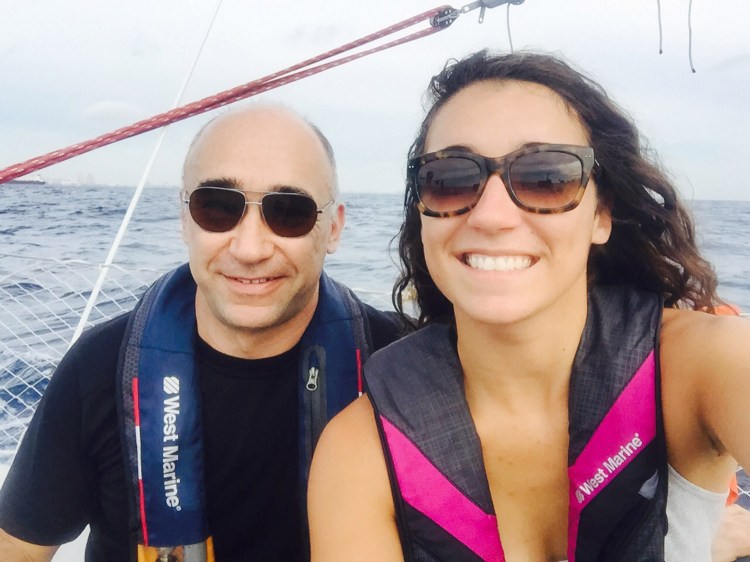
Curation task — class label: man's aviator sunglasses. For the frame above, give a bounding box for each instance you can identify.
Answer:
[409,143,598,216]
[183,186,334,237]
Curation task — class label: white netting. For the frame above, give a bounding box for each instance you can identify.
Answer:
[737,468,750,510]
[0,255,163,463]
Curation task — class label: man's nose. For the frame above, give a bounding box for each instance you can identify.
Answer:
[228,202,275,262]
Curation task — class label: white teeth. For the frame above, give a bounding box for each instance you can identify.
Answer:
[465,254,532,271]
[236,277,269,284]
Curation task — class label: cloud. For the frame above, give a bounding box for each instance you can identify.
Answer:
[286,24,347,47]
[707,54,750,75]
[80,101,145,124]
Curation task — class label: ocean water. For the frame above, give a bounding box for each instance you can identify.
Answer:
[0,184,405,305]
[2,185,748,307]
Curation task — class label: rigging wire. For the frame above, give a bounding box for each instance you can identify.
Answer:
[506,3,514,53]
[656,0,663,54]
[70,0,225,345]
[656,0,698,73]
[688,0,696,73]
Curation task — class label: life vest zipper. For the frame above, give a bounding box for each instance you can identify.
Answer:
[306,367,319,391]
[301,346,327,470]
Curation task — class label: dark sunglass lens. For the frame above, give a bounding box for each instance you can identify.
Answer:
[416,157,482,213]
[509,152,583,210]
[262,193,318,237]
[189,188,246,232]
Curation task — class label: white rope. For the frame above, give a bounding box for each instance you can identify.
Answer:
[656,0,663,54]
[69,0,224,346]
[506,3,514,53]
[688,0,696,73]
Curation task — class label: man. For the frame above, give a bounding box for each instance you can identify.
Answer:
[0,105,406,561]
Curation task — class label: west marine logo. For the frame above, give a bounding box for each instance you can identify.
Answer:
[162,376,181,510]
[575,433,644,504]
[163,376,179,394]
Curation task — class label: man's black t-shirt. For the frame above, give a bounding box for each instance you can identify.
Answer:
[0,304,405,561]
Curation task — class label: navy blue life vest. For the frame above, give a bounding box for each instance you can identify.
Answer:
[115,264,376,561]
[366,285,667,562]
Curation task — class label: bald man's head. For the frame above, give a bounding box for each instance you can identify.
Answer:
[182,104,338,199]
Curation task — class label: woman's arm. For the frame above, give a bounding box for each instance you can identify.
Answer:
[308,395,404,562]
[691,314,750,470]
[663,311,750,478]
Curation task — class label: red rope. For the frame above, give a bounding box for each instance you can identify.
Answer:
[0,6,452,184]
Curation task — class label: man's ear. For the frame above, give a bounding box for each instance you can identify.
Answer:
[326,203,346,254]
[180,191,190,244]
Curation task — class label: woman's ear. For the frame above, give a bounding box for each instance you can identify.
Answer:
[591,202,612,245]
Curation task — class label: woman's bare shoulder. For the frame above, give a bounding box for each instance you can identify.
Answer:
[661,308,750,365]
[309,395,403,561]
[316,395,380,452]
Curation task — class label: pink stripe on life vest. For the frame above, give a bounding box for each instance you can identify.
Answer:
[381,416,504,562]
[567,351,657,561]
[132,377,150,546]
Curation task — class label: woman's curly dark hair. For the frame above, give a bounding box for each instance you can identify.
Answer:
[393,50,721,326]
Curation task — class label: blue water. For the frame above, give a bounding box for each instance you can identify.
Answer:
[1,184,748,308]
[0,184,406,304]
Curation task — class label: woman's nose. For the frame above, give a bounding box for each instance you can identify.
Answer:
[465,173,524,231]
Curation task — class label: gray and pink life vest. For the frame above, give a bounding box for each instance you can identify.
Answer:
[366,285,667,562]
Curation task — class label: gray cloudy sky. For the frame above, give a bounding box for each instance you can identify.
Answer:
[1,0,749,200]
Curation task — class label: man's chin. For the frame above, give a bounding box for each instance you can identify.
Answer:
[221,308,284,333]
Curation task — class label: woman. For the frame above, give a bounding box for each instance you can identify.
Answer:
[308,50,750,561]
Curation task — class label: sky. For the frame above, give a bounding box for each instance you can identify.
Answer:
[1,0,749,200]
